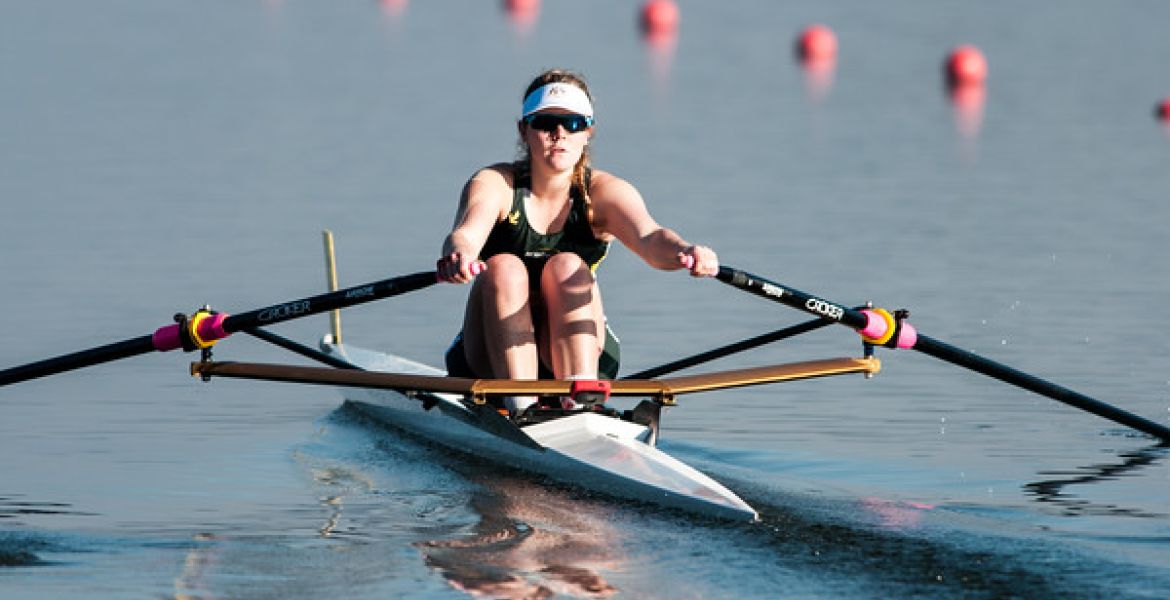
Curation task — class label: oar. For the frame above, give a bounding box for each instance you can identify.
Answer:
[623,316,838,380]
[244,328,356,370]
[715,266,1170,443]
[0,271,439,387]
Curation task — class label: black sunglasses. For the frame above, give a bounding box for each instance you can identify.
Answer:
[523,113,594,133]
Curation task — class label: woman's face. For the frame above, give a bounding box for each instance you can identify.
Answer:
[521,108,593,175]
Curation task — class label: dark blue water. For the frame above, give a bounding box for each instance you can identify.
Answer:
[2,1,1168,597]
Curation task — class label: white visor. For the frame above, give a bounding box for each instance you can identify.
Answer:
[521,82,594,119]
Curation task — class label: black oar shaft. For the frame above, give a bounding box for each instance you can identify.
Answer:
[243,328,356,370]
[220,271,436,334]
[913,335,1170,441]
[0,335,156,386]
[715,267,867,328]
[624,318,833,380]
[716,266,1170,443]
[0,271,438,387]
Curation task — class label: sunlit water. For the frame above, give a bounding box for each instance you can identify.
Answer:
[2,1,1168,598]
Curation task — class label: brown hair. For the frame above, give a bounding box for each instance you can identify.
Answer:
[519,69,596,225]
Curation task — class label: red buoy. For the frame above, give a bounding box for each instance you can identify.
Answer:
[1156,97,1170,121]
[504,0,540,34]
[505,0,538,12]
[640,0,679,35]
[796,24,837,61]
[380,0,407,18]
[945,45,987,87]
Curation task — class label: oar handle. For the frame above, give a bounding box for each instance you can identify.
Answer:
[716,267,918,349]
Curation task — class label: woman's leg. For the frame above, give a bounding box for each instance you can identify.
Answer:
[461,253,540,380]
[539,252,606,379]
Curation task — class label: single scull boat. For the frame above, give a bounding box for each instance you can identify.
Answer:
[5,232,1168,522]
[323,336,761,521]
[187,334,881,521]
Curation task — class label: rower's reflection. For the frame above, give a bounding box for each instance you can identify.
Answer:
[1023,443,1167,517]
[416,472,622,598]
[173,533,219,600]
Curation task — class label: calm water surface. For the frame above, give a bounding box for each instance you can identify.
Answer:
[2,1,1168,598]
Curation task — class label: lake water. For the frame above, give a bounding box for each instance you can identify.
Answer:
[2,1,1168,598]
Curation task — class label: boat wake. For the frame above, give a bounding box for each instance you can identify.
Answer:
[298,403,1170,599]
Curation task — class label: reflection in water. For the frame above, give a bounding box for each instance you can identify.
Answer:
[0,495,97,567]
[173,533,219,600]
[859,497,935,531]
[948,82,986,142]
[416,473,622,599]
[503,0,541,38]
[799,57,836,105]
[947,81,985,165]
[0,495,96,521]
[379,0,408,22]
[318,495,343,537]
[642,29,678,97]
[305,458,377,538]
[1023,444,1167,518]
[0,531,44,567]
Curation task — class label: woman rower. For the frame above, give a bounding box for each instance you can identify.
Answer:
[436,69,718,415]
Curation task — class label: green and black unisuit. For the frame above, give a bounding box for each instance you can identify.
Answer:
[445,165,620,380]
[478,167,609,277]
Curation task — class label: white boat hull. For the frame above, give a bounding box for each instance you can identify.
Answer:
[321,339,759,521]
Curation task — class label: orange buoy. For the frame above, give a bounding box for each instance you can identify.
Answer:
[945,45,987,87]
[640,0,679,35]
[796,24,837,62]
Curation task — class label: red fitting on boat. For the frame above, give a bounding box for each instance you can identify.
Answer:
[570,379,611,405]
[859,308,917,349]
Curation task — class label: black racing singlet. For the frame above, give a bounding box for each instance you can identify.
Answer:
[445,163,620,380]
[478,164,609,278]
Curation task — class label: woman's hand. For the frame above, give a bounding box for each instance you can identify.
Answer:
[436,252,486,283]
[678,245,719,277]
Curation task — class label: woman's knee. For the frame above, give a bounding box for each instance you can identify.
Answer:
[542,253,592,289]
[541,254,600,316]
[481,254,529,293]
